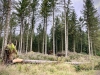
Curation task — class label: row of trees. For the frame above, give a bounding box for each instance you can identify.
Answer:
[0,0,100,57]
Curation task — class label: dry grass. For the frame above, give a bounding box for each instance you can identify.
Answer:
[0,52,100,75]
[0,63,95,75]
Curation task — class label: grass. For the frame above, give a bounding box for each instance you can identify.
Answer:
[0,52,100,75]
[0,63,95,75]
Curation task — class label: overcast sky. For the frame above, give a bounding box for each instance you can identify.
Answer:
[45,0,100,34]
[71,0,100,17]
[15,0,100,34]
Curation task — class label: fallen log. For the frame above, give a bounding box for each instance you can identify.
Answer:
[65,62,90,65]
[23,60,57,64]
[12,58,90,64]
[12,58,57,64]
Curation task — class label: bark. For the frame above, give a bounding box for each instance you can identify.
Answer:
[61,30,63,53]
[1,0,11,58]
[23,40,25,52]
[20,17,23,53]
[38,36,40,52]
[23,60,57,64]
[42,19,45,54]
[91,39,93,55]
[64,0,69,57]
[73,38,75,53]
[42,34,44,54]
[9,24,12,42]
[1,4,5,57]
[30,29,34,51]
[26,24,29,53]
[13,59,57,64]
[30,11,34,52]
[88,28,91,56]
[81,33,82,53]
[53,6,55,55]
[45,17,47,54]
[56,38,57,54]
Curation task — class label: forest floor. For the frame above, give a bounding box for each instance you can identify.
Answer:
[0,52,100,75]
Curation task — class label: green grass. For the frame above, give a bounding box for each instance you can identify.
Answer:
[0,52,100,75]
[0,63,95,75]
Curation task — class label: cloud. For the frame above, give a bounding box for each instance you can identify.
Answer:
[95,1,100,9]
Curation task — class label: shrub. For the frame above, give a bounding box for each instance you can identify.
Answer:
[95,62,100,70]
[74,64,92,71]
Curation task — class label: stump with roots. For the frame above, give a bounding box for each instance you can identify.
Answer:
[2,49,12,64]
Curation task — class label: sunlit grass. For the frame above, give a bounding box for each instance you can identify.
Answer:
[0,52,100,75]
[0,63,96,75]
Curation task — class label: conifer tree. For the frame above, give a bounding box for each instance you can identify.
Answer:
[83,0,100,56]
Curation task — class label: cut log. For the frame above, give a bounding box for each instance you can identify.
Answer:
[13,58,23,63]
[65,62,90,65]
[23,60,57,64]
[12,58,57,64]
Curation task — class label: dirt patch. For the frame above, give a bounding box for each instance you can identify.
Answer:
[95,70,100,75]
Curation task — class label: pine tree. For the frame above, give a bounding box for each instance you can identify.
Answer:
[40,0,52,54]
[30,0,38,52]
[69,10,77,52]
[15,0,29,53]
[64,0,72,57]
[83,0,100,57]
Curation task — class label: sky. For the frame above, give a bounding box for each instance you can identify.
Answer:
[71,0,100,17]
[15,0,100,34]
[45,0,100,34]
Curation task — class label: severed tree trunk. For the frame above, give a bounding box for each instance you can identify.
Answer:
[1,0,11,58]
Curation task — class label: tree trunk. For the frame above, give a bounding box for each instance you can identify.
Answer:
[20,17,23,53]
[30,11,34,52]
[9,24,12,42]
[61,30,63,53]
[45,17,47,54]
[42,18,45,54]
[64,0,68,57]
[30,27,34,52]
[53,6,55,55]
[73,38,76,53]
[38,36,40,52]
[81,33,82,53]
[90,39,93,55]
[42,34,44,54]
[56,38,57,54]
[26,24,29,53]
[1,0,11,58]
[88,27,91,58]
